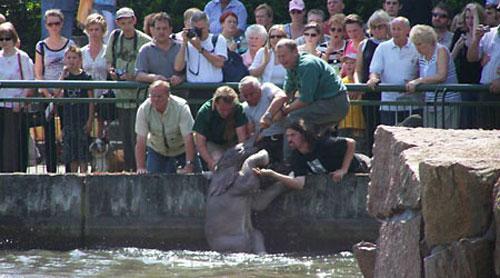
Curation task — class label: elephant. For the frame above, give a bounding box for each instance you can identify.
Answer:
[204,142,286,254]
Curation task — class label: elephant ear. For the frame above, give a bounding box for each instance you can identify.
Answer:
[208,166,239,197]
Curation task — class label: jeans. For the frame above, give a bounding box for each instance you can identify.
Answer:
[146,147,185,174]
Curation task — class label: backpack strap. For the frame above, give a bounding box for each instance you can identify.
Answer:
[39,41,46,75]
[17,52,24,80]
[110,29,121,68]
[211,34,218,53]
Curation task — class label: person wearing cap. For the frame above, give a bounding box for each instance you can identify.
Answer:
[485,0,500,27]
[275,39,349,139]
[467,2,500,129]
[284,0,306,40]
[105,7,151,172]
[203,0,247,36]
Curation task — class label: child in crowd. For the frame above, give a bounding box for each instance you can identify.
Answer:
[56,45,94,173]
[338,53,365,138]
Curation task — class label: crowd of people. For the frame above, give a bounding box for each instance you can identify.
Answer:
[0,0,499,184]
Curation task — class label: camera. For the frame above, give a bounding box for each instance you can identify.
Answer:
[186,28,203,39]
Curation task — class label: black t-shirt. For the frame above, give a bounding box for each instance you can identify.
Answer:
[62,71,92,127]
[290,136,361,176]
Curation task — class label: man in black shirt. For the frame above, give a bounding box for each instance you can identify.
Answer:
[253,119,369,190]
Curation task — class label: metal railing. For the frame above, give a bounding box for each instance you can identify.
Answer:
[0,81,498,174]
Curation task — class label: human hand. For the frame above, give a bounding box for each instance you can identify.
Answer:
[367,77,380,90]
[252,167,274,177]
[405,79,420,93]
[170,75,184,86]
[189,36,202,51]
[84,119,92,134]
[330,169,347,182]
[177,163,194,174]
[137,167,148,174]
[207,159,217,171]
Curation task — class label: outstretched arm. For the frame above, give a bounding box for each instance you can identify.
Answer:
[252,168,305,190]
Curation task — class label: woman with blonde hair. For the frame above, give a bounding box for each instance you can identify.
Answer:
[249,24,287,85]
[406,24,460,129]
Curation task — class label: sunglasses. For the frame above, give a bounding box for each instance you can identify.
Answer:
[290,10,303,14]
[0,37,12,42]
[270,35,285,39]
[385,1,399,5]
[304,32,318,37]
[46,21,62,27]
[330,27,343,33]
[432,13,448,19]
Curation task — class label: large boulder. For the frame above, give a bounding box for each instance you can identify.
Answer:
[374,211,422,278]
[353,241,377,278]
[424,237,493,278]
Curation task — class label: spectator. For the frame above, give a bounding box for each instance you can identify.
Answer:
[276,39,349,135]
[249,24,287,85]
[135,80,197,174]
[467,9,500,129]
[239,76,287,163]
[383,0,402,18]
[407,25,460,129]
[174,11,227,83]
[241,24,267,68]
[367,17,419,126]
[135,12,183,85]
[337,53,365,140]
[355,9,391,155]
[491,76,500,93]
[319,14,347,73]
[82,14,108,98]
[297,22,323,57]
[296,9,331,46]
[484,0,500,27]
[142,12,156,37]
[254,3,273,31]
[174,8,202,43]
[253,119,369,190]
[204,0,247,35]
[92,0,117,41]
[56,46,94,173]
[284,0,306,40]
[450,3,485,128]
[41,0,76,38]
[431,2,454,50]
[220,11,246,54]
[323,0,345,34]
[193,86,248,171]
[0,22,34,172]
[0,13,5,23]
[344,14,367,58]
[35,9,76,173]
[105,7,151,172]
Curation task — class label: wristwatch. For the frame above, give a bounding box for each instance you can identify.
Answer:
[199,47,206,54]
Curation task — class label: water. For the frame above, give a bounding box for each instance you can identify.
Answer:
[0,248,362,277]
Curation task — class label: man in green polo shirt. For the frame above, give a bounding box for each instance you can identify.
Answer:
[193,86,248,171]
[135,80,197,174]
[275,38,349,133]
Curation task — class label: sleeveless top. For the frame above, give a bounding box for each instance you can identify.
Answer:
[35,39,75,80]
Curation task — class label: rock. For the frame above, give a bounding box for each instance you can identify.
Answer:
[374,211,422,278]
[353,241,377,278]
[424,237,494,278]
[493,177,500,276]
[420,155,500,248]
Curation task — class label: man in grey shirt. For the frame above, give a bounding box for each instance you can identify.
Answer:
[239,76,288,163]
[136,12,184,85]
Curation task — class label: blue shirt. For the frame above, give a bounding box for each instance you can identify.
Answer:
[204,0,248,35]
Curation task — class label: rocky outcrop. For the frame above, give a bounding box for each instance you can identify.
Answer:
[359,126,500,278]
[353,241,376,278]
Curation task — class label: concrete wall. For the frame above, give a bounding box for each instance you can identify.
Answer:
[0,173,378,252]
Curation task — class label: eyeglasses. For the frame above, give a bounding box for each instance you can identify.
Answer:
[46,21,62,27]
[291,10,303,14]
[304,32,318,37]
[330,27,343,33]
[269,35,285,39]
[0,37,12,42]
[432,13,448,19]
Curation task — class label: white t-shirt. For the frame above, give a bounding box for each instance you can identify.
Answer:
[82,44,108,98]
[0,49,34,108]
[369,39,419,111]
[479,26,500,84]
[243,82,285,137]
[185,34,227,83]
[249,48,287,85]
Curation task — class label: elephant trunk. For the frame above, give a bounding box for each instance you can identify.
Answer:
[240,149,269,176]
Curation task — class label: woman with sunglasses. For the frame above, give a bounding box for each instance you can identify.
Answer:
[249,24,287,85]
[319,14,347,73]
[0,22,34,172]
[298,22,322,57]
[284,0,306,39]
[34,9,76,173]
